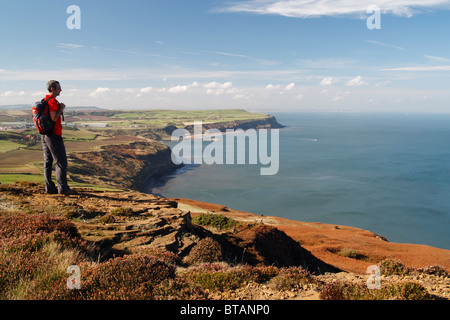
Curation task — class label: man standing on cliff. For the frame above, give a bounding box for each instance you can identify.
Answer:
[41,80,75,195]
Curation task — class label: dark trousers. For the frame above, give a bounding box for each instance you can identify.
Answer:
[42,134,69,193]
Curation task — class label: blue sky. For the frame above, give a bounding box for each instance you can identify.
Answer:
[1,0,450,113]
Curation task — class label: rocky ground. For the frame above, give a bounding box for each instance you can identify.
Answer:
[207,271,450,300]
[1,183,449,300]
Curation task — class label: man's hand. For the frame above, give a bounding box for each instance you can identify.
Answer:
[50,103,66,122]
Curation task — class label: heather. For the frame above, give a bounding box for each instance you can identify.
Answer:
[319,279,432,300]
[0,183,448,300]
[0,213,87,299]
[0,209,446,300]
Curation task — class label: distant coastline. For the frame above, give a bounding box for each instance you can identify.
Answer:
[64,112,285,192]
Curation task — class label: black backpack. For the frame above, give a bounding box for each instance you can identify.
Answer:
[31,97,55,135]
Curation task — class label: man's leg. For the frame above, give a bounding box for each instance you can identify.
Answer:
[43,134,70,193]
[41,136,57,194]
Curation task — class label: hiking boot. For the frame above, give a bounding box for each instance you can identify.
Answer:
[46,186,58,194]
[58,188,78,195]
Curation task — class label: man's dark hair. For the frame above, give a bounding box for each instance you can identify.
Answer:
[46,80,60,92]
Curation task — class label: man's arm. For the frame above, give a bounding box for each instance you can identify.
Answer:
[50,103,65,122]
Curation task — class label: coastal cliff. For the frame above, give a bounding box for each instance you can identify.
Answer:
[67,114,284,191]
[183,115,284,133]
[68,141,181,191]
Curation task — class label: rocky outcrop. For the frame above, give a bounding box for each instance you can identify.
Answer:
[68,141,181,191]
[228,224,340,273]
[184,115,284,133]
[0,183,337,274]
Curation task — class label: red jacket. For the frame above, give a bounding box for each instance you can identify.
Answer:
[45,94,62,136]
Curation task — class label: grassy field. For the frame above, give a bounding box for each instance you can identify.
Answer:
[0,108,272,184]
[0,140,26,153]
[108,109,269,127]
[0,173,121,191]
[0,173,44,184]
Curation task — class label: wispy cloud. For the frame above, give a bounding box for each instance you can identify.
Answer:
[205,50,251,59]
[57,43,84,49]
[104,47,166,58]
[425,55,450,62]
[217,0,450,18]
[202,50,279,66]
[384,65,450,71]
[365,40,405,51]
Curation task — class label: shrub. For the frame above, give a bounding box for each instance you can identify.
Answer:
[79,254,176,300]
[110,207,133,216]
[379,259,412,276]
[0,213,81,242]
[152,277,209,300]
[269,267,315,291]
[249,265,280,283]
[182,263,244,292]
[319,280,347,300]
[192,213,237,230]
[134,246,181,266]
[337,248,366,260]
[319,279,432,300]
[417,265,449,278]
[184,237,224,265]
[181,263,280,292]
[0,233,85,299]
[100,213,116,224]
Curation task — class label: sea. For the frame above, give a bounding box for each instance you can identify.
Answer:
[151,112,450,250]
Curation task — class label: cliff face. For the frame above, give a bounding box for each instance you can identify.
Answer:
[183,115,284,133]
[67,116,282,191]
[68,141,181,191]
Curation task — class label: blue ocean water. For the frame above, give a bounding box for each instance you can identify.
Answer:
[151,112,450,250]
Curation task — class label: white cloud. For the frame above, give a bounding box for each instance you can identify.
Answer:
[232,94,249,100]
[285,82,295,90]
[206,88,224,95]
[320,77,336,85]
[1,90,25,97]
[219,0,450,18]
[140,87,153,93]
[89,87,110,97]
[1,91,15,97]
[168,85,188,93]
[204,81,233,95]
[204,81,233,89]
[346,76,368,86]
